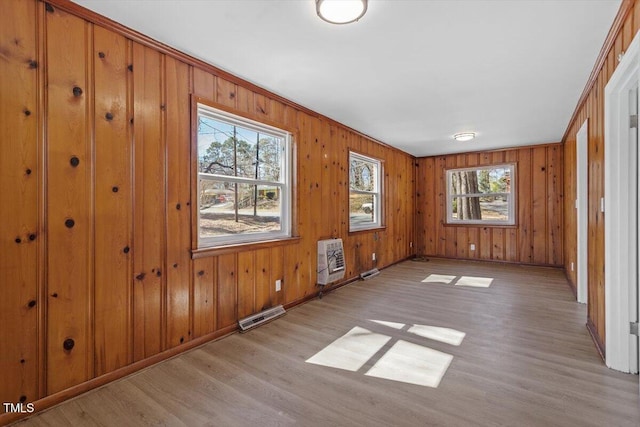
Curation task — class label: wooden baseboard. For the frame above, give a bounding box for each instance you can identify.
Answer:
[563,268,578,299]
[0,324,237,426]
[416,254,564,269]
[284,255,415,309]
[586,317,606,362]
[3,255,416,426]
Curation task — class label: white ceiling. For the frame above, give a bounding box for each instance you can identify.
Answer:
[73,0,621,157]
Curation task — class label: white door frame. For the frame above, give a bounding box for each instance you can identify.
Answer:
[576,120,588,305]
[604,30,640,374]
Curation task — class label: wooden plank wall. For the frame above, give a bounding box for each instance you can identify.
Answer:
[415,145,563,266]
[563,0,638,355]
[0,0,415,421]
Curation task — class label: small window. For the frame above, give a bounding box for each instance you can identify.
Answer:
[446,164,515,225]
[197,104,291,247]
[349,152,382,231]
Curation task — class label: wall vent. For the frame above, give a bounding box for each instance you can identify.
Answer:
[317,238,346,285]
[238,305,285,332]
[360,268,380,280]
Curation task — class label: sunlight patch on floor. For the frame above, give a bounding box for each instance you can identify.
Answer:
[407,325,466,346]
[305,326,390,371]
[307,320,464,388]
[369,319,405,330]
[421,274,456,284]
[455,276,493,288]
[421,274,494,288]
[365,340,453,388]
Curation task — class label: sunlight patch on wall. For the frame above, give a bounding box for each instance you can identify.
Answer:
[305,326,390,372]
[365,340,453,388]
[421,274,456,284]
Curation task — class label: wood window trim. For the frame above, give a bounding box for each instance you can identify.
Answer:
[191,236,301,259]
[442,223,518,229]
[348,225,387,236]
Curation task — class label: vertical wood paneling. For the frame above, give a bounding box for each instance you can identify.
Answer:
[0,0,417,415]
[165,56,192,349]
[531,146,548,264]
[518,148,533,263]
[192,67,214,100]
[0,0,39,405]
[547,145,563,265]
[255,248,272,312]
[236,85,253,115]
[45,8,92,394]
[93,25,132,376]
[416,145,562,266]
[270,247,285,307]
[444,157,457,258]
[562,1,635,350]
[237,252,255,319]
[216,77,236,109]
[132,43,164,361]
[217,253,237,329]
[192,257,215,337]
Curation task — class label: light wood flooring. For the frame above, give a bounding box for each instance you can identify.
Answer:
[16,258,640,426]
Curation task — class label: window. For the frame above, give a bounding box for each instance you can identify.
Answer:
[349,152,382,231]
[197,103,291,246]
[446,164,515,225]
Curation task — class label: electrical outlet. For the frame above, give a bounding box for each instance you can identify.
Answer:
[470,244,476,251]
[571,262,574,271]
[275,279,282,292]
[410,241,413,248]
[372,253,376,261]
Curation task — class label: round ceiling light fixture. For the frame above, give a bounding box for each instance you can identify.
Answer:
[316,0,368,24]
[453,132,476,142]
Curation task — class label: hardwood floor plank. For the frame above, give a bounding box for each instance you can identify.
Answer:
[16,259,640,427]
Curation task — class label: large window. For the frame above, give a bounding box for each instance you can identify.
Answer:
[197,104,291,246]
[349,152,382,231]
[446,164,515,225]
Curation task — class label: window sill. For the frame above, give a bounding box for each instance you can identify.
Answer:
[348,225,386,236]
[443,222,517,229]
[192,236,301,259]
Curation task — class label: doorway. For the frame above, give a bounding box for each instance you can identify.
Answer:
[604,31,640,374]
[576,120,588,305]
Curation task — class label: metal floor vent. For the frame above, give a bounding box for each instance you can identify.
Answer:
[360,268,380,280]
[238,305,286,332]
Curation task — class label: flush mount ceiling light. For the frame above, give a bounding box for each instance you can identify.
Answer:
[316,0,368,24]
[453,132,476,142]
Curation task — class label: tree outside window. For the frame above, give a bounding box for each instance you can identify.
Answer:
[446,164,515,225]
[197,104,291,246]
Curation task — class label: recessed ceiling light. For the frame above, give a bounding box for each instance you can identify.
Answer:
[453,132,475,142]
[316,0,368,25]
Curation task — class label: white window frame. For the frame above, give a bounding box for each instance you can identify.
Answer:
[197,104,292,247]
[349,152,383,231]
[445,163,516,226]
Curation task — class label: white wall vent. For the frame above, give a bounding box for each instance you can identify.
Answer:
[317,238,346,285]
[238,305,285,332]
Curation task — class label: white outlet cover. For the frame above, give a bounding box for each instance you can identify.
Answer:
[275,279,282,292]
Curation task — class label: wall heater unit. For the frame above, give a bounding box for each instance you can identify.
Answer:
[238,305,286,332]
[317,238,346,285]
